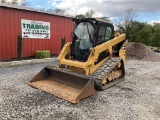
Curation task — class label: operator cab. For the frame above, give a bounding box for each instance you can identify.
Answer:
[71,18,114,62]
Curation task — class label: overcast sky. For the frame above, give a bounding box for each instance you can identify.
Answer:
[5,0,160,23]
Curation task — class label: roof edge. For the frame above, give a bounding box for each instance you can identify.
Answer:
[0,3,73,19]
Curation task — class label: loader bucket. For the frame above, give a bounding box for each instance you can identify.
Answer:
[28,66,95,103]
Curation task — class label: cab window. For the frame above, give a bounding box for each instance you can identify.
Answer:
[97,25,113,45]
[105,26,112,40]
[97,26,106,44]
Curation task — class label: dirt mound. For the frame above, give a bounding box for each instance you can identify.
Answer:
[126,42,160,62]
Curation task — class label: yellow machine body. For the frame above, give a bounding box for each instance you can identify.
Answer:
[58,34,126,75]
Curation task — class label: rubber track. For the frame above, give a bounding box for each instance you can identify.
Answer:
[91,57,123,90]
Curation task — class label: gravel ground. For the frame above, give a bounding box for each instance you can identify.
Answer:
[0,60,160,120]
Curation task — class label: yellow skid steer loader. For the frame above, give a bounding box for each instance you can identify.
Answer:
[29,18,127,103]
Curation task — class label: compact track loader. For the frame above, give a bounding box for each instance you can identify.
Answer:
[29,18,127,103]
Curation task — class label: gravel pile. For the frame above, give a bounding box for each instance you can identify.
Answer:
[0,61,160,120]
[126,42,160,62]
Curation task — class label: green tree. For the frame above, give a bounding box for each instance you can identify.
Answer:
[135,25,153,45]
[151,23,160,47]
[129,21,146,42]
[128,21,160,47]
